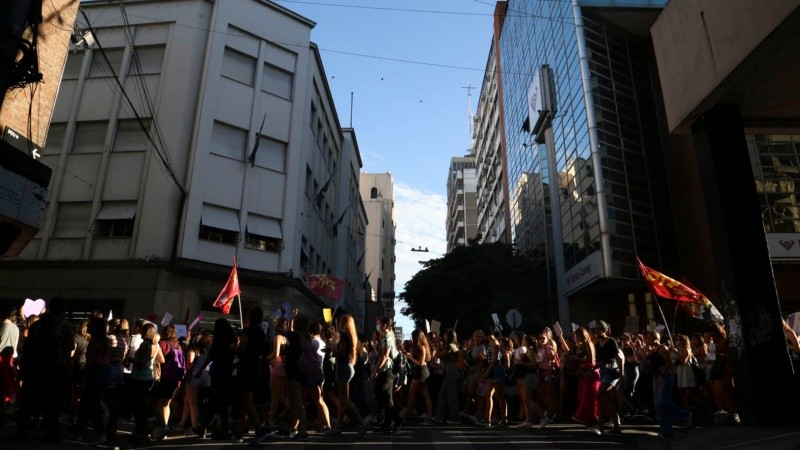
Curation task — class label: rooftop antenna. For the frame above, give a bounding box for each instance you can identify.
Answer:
[462,81,475,153]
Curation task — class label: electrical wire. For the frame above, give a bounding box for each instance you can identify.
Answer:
[79,9,185,194]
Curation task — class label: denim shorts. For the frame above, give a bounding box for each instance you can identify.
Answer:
[600,366,621,386]
[335,362,354,383]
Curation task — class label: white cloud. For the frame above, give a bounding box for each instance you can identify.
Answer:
[391,182,447,337]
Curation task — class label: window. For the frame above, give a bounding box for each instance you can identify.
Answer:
[262,63,293,99]
[245,214,282,252]
[199,204,240,245]
[210,121,246,160]
[370,187,378,199]
[93,202,136,237]
[73,121,108,153]
[54,202,92,238]
[45,123,67,155]
[221,47,255,86]
[113,119,151,152]
[62,51,85,80]
[88,48,124,78]
[129,46,165,75]
[251,136,286,172]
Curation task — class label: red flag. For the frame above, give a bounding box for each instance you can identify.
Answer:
[306,274,345,302]
[636,258,723,322]
[213,257,241,315]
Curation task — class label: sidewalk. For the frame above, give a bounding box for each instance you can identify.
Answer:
[631,425,800,450]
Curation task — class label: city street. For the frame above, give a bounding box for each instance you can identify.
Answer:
[2,419,800,450]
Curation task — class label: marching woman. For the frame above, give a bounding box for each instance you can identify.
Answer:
[572,327,600,434]
[645,330,692,439]
[397,328,435,430]
[594,321,623,435]
[326,314,364,436]
[128,322,164,443]
[537,328,560,428]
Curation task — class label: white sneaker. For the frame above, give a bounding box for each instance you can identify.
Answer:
[513,420,532,428]
[587,425,602,436]
[539,417,551,429]
[364,415,376,424]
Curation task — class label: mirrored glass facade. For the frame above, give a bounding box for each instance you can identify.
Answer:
[499,0,678,301]
[749,135,800,233]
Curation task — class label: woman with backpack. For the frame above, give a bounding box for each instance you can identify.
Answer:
[152,324,185,440]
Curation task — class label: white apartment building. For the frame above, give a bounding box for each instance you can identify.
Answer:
[446,156,478,252]
[359,172,396,327]
[473,43,511,245]
[0,0,365,325]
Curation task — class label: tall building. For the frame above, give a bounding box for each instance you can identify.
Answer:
[0,0,366,325]
[446,156,478,252]
[359,172,396,328]
[1,0,80,257]
[473,34,511,245]
[488,0,676,329]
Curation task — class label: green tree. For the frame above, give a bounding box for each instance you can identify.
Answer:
[399,241,552,335]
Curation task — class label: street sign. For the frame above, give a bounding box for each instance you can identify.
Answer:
[506,308,522,329]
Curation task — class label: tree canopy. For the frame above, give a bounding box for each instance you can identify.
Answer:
[399,241,552,336]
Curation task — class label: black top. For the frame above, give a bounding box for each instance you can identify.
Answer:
[236,325,265,382]
[596,338,620,364]
[284,330,302,381]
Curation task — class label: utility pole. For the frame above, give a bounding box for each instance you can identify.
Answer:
[462,82,475,152]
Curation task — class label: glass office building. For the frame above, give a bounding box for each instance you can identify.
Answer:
[496,0,677,324]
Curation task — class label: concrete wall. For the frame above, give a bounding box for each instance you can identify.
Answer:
[651,0,800,132]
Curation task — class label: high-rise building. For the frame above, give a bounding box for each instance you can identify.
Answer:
[446,156,478,252]
[487,0,676,329]
[473,33,511,246]
[359,172,396,329]
[0,0,365,324]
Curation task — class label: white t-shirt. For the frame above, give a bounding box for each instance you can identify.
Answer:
[0,321,20,358]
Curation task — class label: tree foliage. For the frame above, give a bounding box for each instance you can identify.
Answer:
[399,241,552,335]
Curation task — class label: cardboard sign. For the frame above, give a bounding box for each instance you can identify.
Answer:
[108,310,113,321]
[431,320,441,335]
[323,308,333,324]
[425,320,430,334]
[571,322,579,333]
[175,324,187,338]
[188,313,203,331]
[283,301,292,320]
[588,320,597,330]
[160,312,173,327]
[788,312,800,336]
[491,313,503,331]
[624,315,640,333]
[552,321,563,337]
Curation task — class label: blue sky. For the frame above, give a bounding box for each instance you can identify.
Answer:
[276,0,496,335]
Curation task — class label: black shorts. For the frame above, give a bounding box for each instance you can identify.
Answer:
[153,379,180,400]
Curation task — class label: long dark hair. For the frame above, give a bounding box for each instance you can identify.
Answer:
[212,318,235,346]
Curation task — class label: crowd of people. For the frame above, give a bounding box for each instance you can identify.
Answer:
[0,297,798,446]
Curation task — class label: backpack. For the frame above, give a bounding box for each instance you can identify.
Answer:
[391,348,407,379]
[161,342,186,382]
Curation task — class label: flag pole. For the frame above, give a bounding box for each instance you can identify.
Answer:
[654,297,675,344]
[237,293,244,329]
